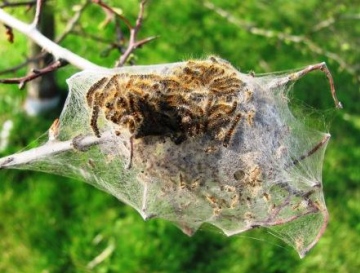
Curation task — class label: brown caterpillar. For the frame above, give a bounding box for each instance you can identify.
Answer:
[86,57,244,147]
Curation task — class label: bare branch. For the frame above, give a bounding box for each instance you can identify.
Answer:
[0,59,68,88]
[312,17,335,32]
[0,118,102,169]
[133,35,159,49]
[92,0,155,66]
[116,0,156,66]
[204,1,359,81]
[93,0,132,29]
[0,58,31,75]
[32,0,44,27]
[0,8,101,69]
[0,1,90,76]
[134,0,147,32]
[0,51,49,76]
[0,129,111,170]
[290,134,331,167]
[289,62,342,108]
[268,62,342,109]
[71,29,114,45]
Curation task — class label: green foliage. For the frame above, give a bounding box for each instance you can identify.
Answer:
[1,0,359,272]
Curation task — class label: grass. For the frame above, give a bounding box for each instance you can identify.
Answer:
[1,1,359,272]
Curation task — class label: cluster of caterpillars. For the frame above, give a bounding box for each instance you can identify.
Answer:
[86,57,246,147]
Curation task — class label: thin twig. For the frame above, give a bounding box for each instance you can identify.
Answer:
[93,0,132,29]
[204,1,359,81]
[0,0,36,8]
[0,131,110,169]
[268,62,342,109]
[299,201,329,258]
[114,16,124,49]
[92,0,155,66]
[133,36,158,49]
[312,17,335,32]
[0,59,68,89]
[291,134,331,166]
[31,0,43,27]
[116,0,155,66]
[0,52,47,76]
[0,8,101,69]
[0,1,90,76]
[71,29,114,45]
[0,58,31,75]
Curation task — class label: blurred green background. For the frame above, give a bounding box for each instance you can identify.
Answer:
[0,0,359,272]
